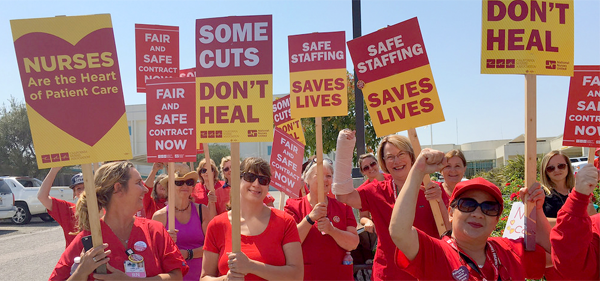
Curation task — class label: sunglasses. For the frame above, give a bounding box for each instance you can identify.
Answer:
[199,167,214,174]
[362,161,378,172]
[174,179,196,186]
[222,167,230,172]
[546,163,567,173]
[241,172,270,185]
[455,198,501,216]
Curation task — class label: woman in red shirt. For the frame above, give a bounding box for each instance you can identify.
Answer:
[284,158,358,280]
[194,158,224,205]
[50,161,187,280]
[356,153,388,233]
[390,149,552,281]
[202,157,303,281]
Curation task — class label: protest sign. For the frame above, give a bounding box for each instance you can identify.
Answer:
[11,14,131,169]
[195,15,273,144]
[270,127,304,198]
[347,17,444,137]
[274,95,305,144]
[180,67,196,78]
[481,0,574,76]
[502,202,525,240]
[146,77,197,162]
[135,24,179,92]
[288,31,347,118]
[562,65,600,147]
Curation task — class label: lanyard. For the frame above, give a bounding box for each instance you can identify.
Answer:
[444,236,501,281]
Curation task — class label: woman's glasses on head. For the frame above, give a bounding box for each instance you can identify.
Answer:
[241,172,270,185]
[546,163,567,173]
[174,179,195,186]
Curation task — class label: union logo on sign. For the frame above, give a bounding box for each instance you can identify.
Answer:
[546,60,557,69]
[486,59,496,68]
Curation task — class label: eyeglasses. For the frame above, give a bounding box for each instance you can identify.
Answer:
[305,157,333,173]
[385,151,409,162]
[546,163,567,173]
[362,161,378,172]
[174,179,196,186]
[455,198,501,216]
[222,167,230,172]
[241,172,270,185]
[199,168,214,174]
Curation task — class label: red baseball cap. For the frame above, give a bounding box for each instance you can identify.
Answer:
[450,178,504,211]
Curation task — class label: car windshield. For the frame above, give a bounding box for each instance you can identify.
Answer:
[0,180,12,194]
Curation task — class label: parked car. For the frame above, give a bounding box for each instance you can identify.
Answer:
[0,178,17,220]
[569,157,588,163]
[1,176,76,224]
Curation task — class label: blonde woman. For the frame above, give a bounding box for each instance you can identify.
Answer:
[194,158,224,206]
[50,161,187,280]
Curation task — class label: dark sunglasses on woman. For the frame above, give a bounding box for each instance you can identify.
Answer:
[454,198,501,216]
[199,168,214,174]
[362,161,378,172]
[222,167,230,172]
[174,179,196,186]
[241,172,270,185]
[546,163,567,173]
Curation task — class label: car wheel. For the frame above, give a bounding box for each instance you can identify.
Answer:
[39,213,55,222]
[12,202,32,225]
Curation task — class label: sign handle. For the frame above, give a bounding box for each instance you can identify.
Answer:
[167,162,175,231]
[524,74,537,251]
[588,148,595,164]
[407,128,450,236]
[278,192,286,210]
[203,143,215,192]
[82,163,107,274]
[315,117,325,204]
[230,143,241,252]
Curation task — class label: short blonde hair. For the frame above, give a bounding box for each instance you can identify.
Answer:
[197,158,219,184]
[377,135,415,174]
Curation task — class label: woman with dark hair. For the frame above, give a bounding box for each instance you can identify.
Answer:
[202,157,303,281]
[540,150,596,226]
[138,162,168,219]
[50,161,187,280]
[285,158,358,280]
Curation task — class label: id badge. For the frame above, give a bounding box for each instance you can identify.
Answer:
[124,260,147,278]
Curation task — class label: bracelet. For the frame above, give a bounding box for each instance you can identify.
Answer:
[305,215,315,225]
[186,249,193,260]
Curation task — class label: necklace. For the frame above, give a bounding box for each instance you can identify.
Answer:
[175,202,191,212]
[106,219,134,246]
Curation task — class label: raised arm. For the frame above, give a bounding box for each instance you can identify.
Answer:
[389,149,445,260]
[145,162,164,188]
[37,167,62,211]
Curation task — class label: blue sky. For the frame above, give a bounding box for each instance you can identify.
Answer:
[1,0,599,146]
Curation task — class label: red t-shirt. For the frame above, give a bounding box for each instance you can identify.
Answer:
[193,181,224,205]
[357,177,449,281]
[215,185,276,214]
[49,218,188,280]
[551,190,600,280]
[203,208,301,280]
[284,196,356,280]
[138,183,167,219]
[396,229,546,280]
[47,197,77,248]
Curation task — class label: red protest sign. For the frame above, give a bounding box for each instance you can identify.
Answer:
[196,15,272,77]
[562,65,600,147]
[273,95,292,126]
[347,17,429,84]
[288,31,346,72]
[146,77,196,162]
[135,24,179,93]
[179,67,196,78]
[269,127,304,198]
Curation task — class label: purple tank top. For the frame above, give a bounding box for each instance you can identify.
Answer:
[167,203,205,281]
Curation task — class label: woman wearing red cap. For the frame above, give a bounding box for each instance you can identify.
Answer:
[390,149,552,280]
[551,164,600,280]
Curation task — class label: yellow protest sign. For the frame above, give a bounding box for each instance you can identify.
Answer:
[11,14,132,168]
[481,0,574,75]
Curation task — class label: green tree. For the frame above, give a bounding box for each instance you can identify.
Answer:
[0,97,47,178]
[197,144,232,169]
[301,72,381,164]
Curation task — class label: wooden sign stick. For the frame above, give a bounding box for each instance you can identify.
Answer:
[230,143,241,252]
[189,162,194,172]
[167,162,176,232]
[407,128,450,236]
[278,192,286,210]
[587,148,595,164]
[203,143,215,192]
[524,74,537,251]
[81,163,106,274]
[315,117,325,204]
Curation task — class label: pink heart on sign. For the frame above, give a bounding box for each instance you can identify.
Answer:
[451,265,469,281]
[14,29,125,147]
